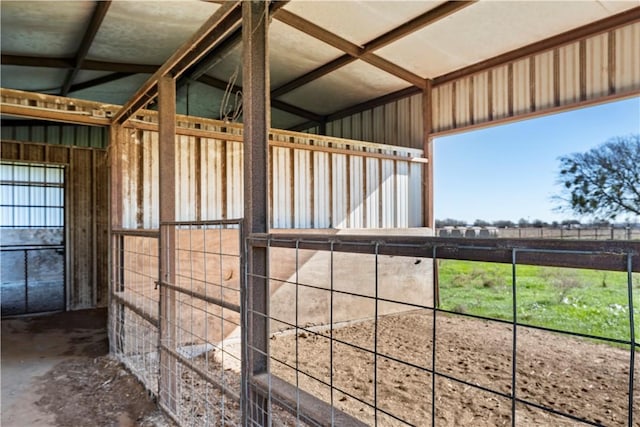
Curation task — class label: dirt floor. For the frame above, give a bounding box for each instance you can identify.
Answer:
[1,309,172,427]
[270,311,639,427]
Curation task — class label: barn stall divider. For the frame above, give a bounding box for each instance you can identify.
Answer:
[107,111,432,426]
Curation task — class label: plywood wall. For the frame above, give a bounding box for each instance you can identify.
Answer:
[1,140,109,310]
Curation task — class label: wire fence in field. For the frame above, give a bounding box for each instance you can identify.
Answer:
[245,234,638,427]
[437,226,639,240]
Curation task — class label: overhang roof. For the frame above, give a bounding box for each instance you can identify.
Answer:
[1,0,638,130]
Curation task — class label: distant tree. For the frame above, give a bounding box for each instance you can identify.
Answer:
[531,219,547,228]
[435,218,467,228]
[493,220,516,228]
[473,219,491,227]
[518,218,530,227]
[551,221,559,228]
[556,135,640,219]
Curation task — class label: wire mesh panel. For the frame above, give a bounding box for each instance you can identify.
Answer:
[246,234,639,427]
[109,230,160,392]
[158,220,243,426]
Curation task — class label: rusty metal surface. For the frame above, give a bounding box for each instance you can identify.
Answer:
[250,233,640,272]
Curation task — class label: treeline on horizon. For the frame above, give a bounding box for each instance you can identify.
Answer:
[435,218,639,228]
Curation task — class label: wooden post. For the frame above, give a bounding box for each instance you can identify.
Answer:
[242,1,270,424]
[158,75,177,413]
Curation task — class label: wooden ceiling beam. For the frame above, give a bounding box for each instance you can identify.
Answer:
[113,1,242,124]
[60,0,112,97]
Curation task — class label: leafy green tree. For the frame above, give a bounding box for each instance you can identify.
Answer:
[557,134,640,219]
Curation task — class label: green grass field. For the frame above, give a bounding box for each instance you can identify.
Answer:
[438,260,640,342]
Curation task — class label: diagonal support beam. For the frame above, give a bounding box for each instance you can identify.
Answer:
[69,72,132,93]
[275,9,426,89]
[3,53,321,122]
[113,1,242,124]
[272,1,474,97]
[196,74,324,122]
[61,0,112,97]
[186,2,289,84]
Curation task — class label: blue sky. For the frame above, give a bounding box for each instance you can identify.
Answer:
[433,97,640,224]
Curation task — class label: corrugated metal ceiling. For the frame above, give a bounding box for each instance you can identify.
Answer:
[1,0,638,130]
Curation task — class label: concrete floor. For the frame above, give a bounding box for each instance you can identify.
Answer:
[1,309,108,427]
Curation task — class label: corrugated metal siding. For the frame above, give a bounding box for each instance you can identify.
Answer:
[314,93,424,149]
[117,126,424,229]
[616,24,640,92]
[432,21,640,134]
[1,124,108,148]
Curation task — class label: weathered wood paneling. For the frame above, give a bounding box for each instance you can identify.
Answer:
[1,140,109,310]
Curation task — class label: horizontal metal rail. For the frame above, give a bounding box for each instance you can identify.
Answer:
[111,292,159,328]
[160,218,243,227]
[248,233,640,272]
[111,228,160,238]
[160,343,241,403]
[157,280,241,313]
[1,244,63,251]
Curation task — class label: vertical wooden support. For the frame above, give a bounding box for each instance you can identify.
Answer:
[158,75,177,413]
[242,1,270,424]
[422,80,434,229]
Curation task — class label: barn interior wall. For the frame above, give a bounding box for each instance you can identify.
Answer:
[1,140,109,310]
[302,93,424,150]
[113,124,424,230]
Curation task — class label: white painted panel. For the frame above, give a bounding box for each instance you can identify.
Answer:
[409,94,423,148]
[227,141,243,220]
[473,72,489,125]
[559,42,580,105]
[615,23,640,93]
[342,117,352,140]
[395,160,409,228]
[332,148,348,228]
[397,97,411,147]
[454,78,471,127]
[272,146,290,228]
[201,139,223,221]
[492,65,510,120]
[361,110,373,142]
[381,155,395,228]
[586,33,609,99]
[436,83,454,132]
[373,106,385,145]
[349,155,364,229]
[535,51,554,110]
[384,102,398,146]
[512,58,530,115]
[365,153,379,228]
[313,146,330,228]
[294,148,311,228]
[408,163,423,227]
